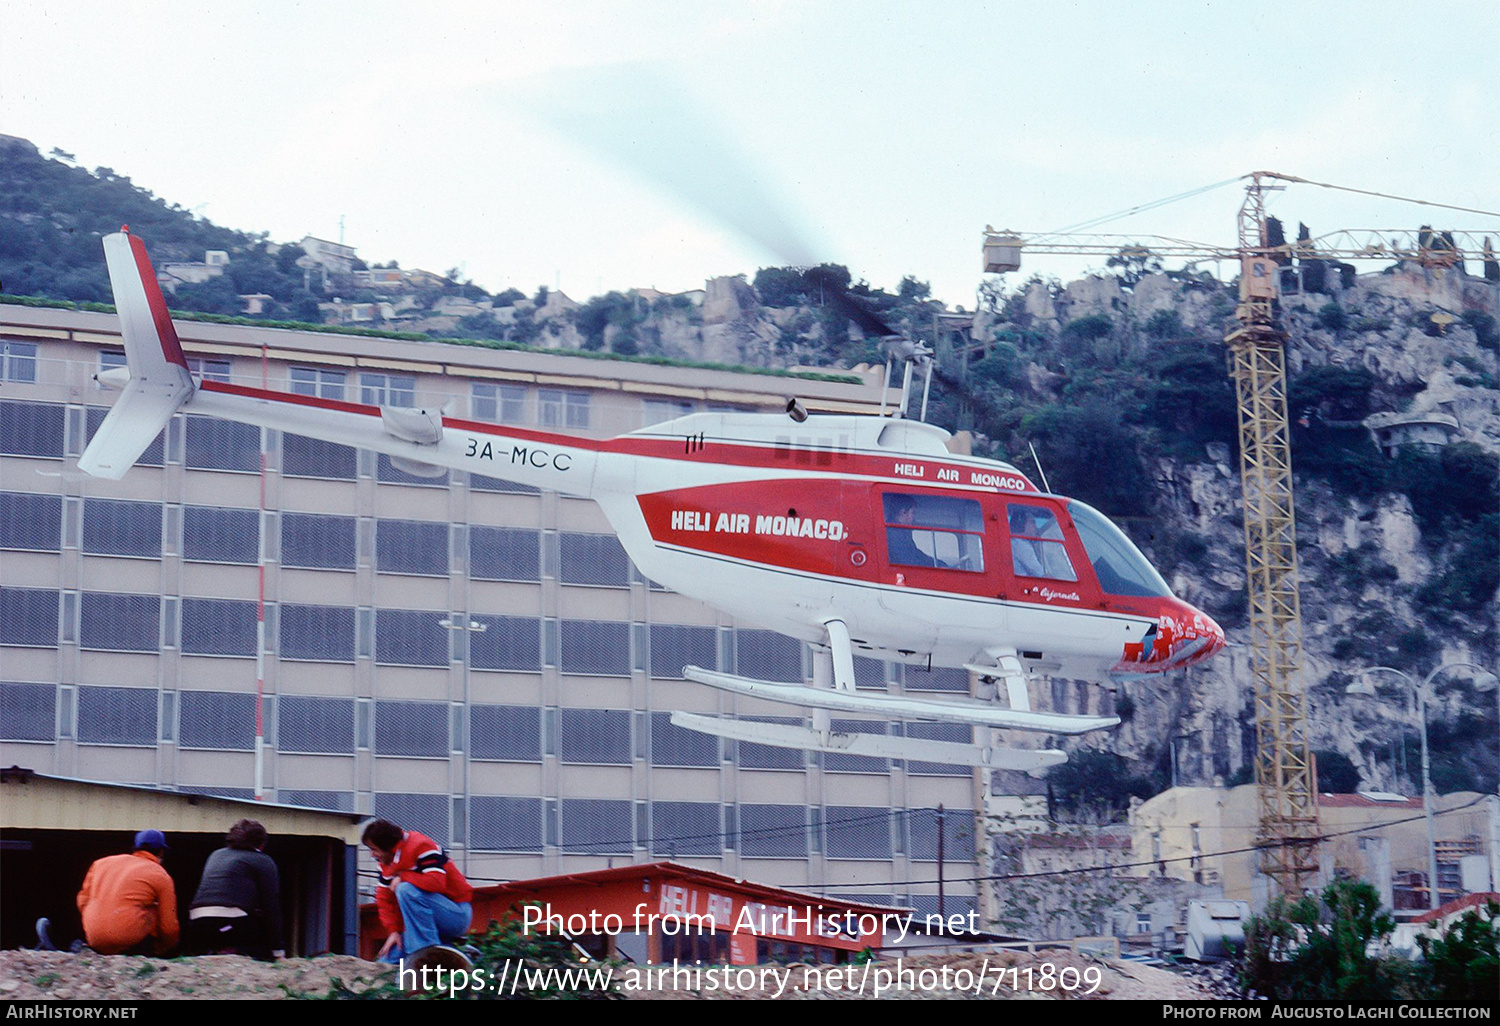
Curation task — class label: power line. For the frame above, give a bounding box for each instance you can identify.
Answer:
[1261,171,1500,219]
[796,794,1494,892]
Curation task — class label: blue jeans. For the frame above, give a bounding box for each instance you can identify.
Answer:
[379,882,472,963]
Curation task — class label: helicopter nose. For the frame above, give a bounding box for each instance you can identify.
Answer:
[1173,604,1226,666]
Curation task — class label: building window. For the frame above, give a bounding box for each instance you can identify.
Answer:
[184,416,260,472]
[277,696,355,753]
[0,493,62,551]
[470,705,542,761]
[0,587,59,647]
[0,682,55,741]
[79,593,159,652]
[469,615,541,671]
[374,700,450,757]
[735,630,803,682]
[76,686,157,746]
[557,708,631,764]
[472,383,526,423]
[1,341,38,382]
[182,506,259,564]
[558,620,631,676]
[181,598,258,656]
[1,401,65,457]
[558,533,629,587]
[469,527,540,582]
[650,712,718,767]
[177,691,256,750]
[361,373,416,407]
[282,434,357,479]
[560,799,633,854]
[281,513,356,570]
[908,808,976,862]
[289,366,345,400]
[188,357,231,383]
[374,609,450,666]
[81,498,161,558]
[470,796,543,852]
[650,624,716,680]
[738,805,808,858]
[538,389,589,430]
[825,806,892,860]
[279,605,356,662]
[649,802,721,856]
[376,519,449,576]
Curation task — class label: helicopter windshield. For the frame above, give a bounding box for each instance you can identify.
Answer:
[1066,501,1174,598]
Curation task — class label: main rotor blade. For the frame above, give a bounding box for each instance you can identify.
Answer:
[509,62,823,268]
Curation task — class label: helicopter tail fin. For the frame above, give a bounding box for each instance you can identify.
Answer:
[77,231,196,479]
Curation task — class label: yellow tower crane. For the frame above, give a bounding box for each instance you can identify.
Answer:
[983,173,1498,897]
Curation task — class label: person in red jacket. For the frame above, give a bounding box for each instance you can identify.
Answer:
[361,819,472,963]
[76,829,179,955]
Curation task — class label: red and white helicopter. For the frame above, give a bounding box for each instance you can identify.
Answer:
[80,230,1224,771]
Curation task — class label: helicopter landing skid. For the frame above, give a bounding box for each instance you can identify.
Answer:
[669,710,1067,772]
[679,667,1118,734]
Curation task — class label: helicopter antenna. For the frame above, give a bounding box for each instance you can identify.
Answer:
[1028,441,1053,493]
[918,354,934,422]
[879,353,894,418]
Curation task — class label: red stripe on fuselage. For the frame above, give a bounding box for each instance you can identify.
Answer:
[128,233,189,369]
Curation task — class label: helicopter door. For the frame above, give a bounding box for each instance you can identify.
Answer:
[875,491,997,641]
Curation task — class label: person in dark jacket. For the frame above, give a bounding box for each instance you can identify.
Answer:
[189,819,282,960]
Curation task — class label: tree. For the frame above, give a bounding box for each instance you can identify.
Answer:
[1241,878,1408,1000]
[1416,901,1500,1000]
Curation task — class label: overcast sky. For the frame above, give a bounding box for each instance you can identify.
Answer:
[3,1,1496,306]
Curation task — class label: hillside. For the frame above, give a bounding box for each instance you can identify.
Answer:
[3,137,1497,802]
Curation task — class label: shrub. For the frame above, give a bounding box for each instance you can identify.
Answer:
[1416,901,1500,1000]
[1240,879,1411,1001]
[1317,302,1347,332]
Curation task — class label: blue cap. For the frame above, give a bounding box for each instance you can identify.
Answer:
[134,829,168,850]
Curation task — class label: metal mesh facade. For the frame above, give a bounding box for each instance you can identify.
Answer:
[0,681,55,740]
[470,705,542,761]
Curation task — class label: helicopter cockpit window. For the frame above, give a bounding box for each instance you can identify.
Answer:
[1067,500,1173,598]
[882,493,984,572]
[1006,503,1077,582]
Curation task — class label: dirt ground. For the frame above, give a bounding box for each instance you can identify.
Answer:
[0,947,1218,1001]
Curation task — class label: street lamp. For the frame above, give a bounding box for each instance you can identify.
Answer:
[1345,661,1495,911]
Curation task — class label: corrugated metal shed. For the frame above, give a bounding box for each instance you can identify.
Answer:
[1,767,364,956]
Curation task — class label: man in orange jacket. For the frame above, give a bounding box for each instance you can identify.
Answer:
[76,830,179,955]
[362,819,472,963]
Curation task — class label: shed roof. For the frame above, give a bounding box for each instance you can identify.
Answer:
[0,767,364,842]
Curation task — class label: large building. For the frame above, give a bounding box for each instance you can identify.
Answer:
[0,301,981,921]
